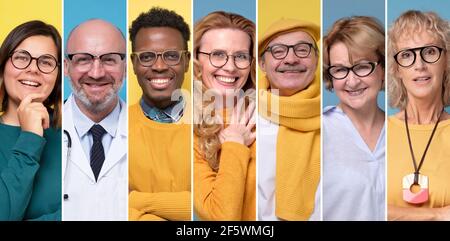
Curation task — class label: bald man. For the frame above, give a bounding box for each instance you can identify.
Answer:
[62,19,127,220]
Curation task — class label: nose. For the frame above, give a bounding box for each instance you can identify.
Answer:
[345,71,361,88]
[283,47,300,64]
[151,54,169,72]
[87,58,106,79]
[26,58,40,73]
[413,54,427,71]
[221,56,237,72]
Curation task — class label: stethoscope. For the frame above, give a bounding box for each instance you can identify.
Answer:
[63,130,71,201]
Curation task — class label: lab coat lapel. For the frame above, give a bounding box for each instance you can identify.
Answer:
[97,98,127,180]
[63,95,96,182]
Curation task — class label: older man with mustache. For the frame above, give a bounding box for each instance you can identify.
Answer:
[258,18,321,221]
[63,19,127,220]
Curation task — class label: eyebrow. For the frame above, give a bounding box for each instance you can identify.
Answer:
[203,49,250,54]
[14,49,58,59]
[330,60,375,67]
[397,43,440,51]
[133,48,184,52]
[269,40,314,46]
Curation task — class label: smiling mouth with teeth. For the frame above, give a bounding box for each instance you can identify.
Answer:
[150,78,171,84]
[19,80,41,87]
[279,70,307,73]
[216,75,237,83]
[84,82,111,87]
[346,87,367,96]
[414,77,431,82]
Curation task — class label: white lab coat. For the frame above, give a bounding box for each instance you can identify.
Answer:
[62,95,127,221]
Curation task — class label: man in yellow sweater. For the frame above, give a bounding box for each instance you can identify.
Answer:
[258,19,321,220]
[128,7,191,221]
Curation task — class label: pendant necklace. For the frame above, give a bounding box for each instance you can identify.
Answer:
[402,107,443,204]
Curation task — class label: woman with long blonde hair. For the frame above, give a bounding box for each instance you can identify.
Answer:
[193,11,256,221]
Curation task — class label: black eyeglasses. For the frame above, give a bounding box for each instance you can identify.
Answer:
[67,52,125,72]
[198,50,252,69]
[132,50,187,67]
[394,45,445,67]
[328,61,379,80]
[10,50,59,74]
[264,42,316,59]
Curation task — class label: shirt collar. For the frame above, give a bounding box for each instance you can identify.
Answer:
[139,97,185,123]
[72,99,121,138]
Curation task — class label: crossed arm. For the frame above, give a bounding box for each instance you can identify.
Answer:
[388,205,450,221]
[129,190,191,221]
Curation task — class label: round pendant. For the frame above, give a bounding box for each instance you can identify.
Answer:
[402,173,429,204]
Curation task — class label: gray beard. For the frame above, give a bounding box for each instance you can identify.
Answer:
[70,82,119,114]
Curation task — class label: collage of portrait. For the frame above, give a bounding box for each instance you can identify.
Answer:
[0,0,449,221]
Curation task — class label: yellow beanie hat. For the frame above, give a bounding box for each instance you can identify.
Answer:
[258,18,320,57]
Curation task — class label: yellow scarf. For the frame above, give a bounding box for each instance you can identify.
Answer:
[259,73,321,220]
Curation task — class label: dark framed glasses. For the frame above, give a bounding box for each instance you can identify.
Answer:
[132,50,187,67]
[394,45,444,67]
[264,42,315,59]
[198,50,252,69]
[328,61,379,80]
[66,52,125,72]
[10,50,59,74]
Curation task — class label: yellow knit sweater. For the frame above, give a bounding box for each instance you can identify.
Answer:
[388,116,450,208]
[128,103,191,221]
[194,117,256,220]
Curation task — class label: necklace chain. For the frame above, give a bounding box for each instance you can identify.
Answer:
[404,108,444,184]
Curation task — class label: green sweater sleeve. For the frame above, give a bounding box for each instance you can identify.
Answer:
[27,208,61,221]
[0,131,46,220]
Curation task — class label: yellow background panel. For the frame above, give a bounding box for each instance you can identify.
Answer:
[258,0,321,82]
[128,0,192,106]
[258,0,320,31]
[0,0,61,43]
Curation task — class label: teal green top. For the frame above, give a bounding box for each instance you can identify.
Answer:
[0,123,61,220]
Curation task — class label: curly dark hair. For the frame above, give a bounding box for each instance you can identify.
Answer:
[129,7,190,51]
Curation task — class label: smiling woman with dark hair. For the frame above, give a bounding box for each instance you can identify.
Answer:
[0,20,61,220]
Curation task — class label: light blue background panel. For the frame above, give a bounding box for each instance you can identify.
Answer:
[63,0,127,101]
[322,0,385,110]
[388,0,450,114]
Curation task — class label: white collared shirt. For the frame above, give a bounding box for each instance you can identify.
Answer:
[71,99,121,161]
[322,106,385,221]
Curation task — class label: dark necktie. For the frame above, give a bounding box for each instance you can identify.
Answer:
[89,124,106,181]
